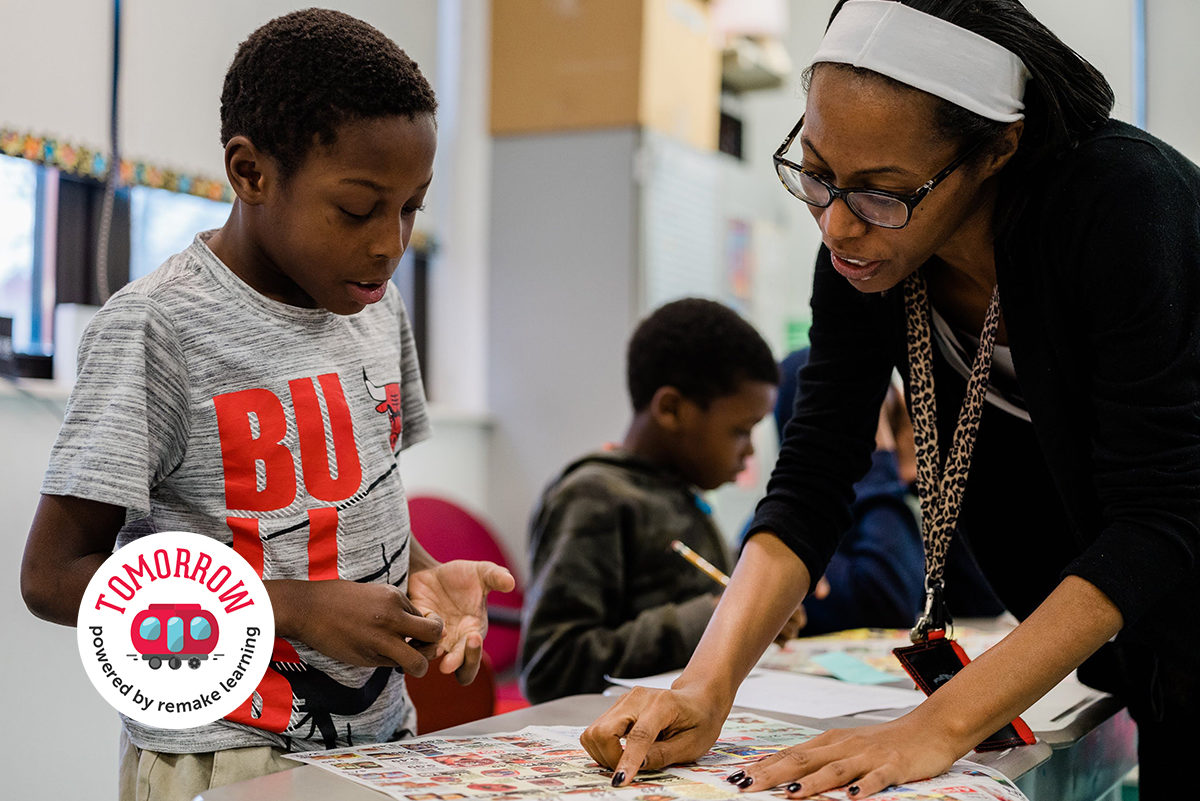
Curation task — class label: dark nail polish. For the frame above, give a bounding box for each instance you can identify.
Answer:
[787,783,802,794]
[849,785,861,797]
[738,776,754,789]
[611,772,625,787]
[726,770,745,784]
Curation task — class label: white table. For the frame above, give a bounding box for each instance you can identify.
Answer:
[199,689,1135,801]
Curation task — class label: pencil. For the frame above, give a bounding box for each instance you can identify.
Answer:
[670,539,730,587]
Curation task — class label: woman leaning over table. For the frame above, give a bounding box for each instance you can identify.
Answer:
[581,1,1200,798]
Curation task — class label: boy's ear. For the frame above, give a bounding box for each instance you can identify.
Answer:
[224,135,271,205]
[648,386,687,432]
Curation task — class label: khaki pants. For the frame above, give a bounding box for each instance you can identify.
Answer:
[119,729,297,801]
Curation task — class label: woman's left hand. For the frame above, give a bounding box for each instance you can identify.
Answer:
[730,713,964,798]
[738,576,1125,798]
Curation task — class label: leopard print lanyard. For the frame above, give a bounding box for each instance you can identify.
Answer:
[903,270,1002,642]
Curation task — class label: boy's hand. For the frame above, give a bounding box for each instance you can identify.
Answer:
[276,580,444,674]
[774,576,831,643]
[407,560,516,685]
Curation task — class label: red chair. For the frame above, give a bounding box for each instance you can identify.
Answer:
[406,495,529,716]
[406,653,496,734]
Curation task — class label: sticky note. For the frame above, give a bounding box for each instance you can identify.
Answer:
[810,651,898,685]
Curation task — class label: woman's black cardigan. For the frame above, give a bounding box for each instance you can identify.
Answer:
[749,119,1200,714]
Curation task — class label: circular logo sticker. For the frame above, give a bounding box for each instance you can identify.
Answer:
[76,531,274,729]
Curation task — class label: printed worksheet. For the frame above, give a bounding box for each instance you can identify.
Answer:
[288,712,1029,801]
[759,627,1011,682]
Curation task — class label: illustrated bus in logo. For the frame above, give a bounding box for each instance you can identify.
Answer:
[131,603,219,670]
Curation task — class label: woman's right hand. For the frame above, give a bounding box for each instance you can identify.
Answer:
[580,683,730,786]
[583,534,813,786]
[267,579,444,673]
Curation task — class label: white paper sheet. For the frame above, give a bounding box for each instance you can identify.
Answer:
[753,624,1110,735]
[1019,672,1107,732]
[606,668,927,718]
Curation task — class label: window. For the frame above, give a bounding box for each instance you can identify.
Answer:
[189,616,212,640]
[391,245,429,382]
[0,154,51,355]
[130,185,231,280]
[0,155,432,384]
[139,616,161,641]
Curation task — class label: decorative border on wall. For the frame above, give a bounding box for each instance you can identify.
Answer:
[0,128,235,203]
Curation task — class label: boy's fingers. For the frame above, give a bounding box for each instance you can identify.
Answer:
[377,639,429,677]
[773,609,803,644]
[411,610,444,663]
[454,633,484,685]
[399,612,444,644]
[394,585,422,611]
[410,637,440,662]
[776,607,806,643]
[392,592,445,642]
[482,563,516,594]
[440,636,465,674]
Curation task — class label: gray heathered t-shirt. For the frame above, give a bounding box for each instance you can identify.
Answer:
[42,231,431,754]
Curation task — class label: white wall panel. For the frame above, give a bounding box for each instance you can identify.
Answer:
[0,1,111,149]
[119,0,439,181]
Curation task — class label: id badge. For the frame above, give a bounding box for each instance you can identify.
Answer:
[893,631,1036,751]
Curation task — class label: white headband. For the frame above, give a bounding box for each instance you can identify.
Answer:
[810,0,1029,122]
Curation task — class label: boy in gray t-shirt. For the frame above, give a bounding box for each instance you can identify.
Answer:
[21,10,512,799]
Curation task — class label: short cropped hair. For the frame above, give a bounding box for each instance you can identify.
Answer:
[627,298,779,412]
[220,8,437,179]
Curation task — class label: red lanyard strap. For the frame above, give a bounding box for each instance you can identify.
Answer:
[903,271,1002,641]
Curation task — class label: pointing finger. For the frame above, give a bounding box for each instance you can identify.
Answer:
[581,692,645,769]
[611,696,679,786]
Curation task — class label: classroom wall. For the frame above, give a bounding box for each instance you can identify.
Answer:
[485,129,642,572]
[1146,0,1200,161]
[2,0,439,181]
[401,408,494,524]
[0,384,120,797]
[0,2,111,161]
[428,0,493,414]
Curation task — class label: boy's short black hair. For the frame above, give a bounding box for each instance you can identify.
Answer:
[220,8,437,179]
[627,298,779,412]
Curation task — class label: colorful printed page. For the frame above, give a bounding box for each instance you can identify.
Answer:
[288,712,1029,801]
[759,627,1012,682]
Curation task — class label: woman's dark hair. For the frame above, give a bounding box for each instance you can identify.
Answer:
[807,0,1114,224]
[221,8,437,180]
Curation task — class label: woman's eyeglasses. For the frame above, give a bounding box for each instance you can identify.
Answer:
[773,115,985,229]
